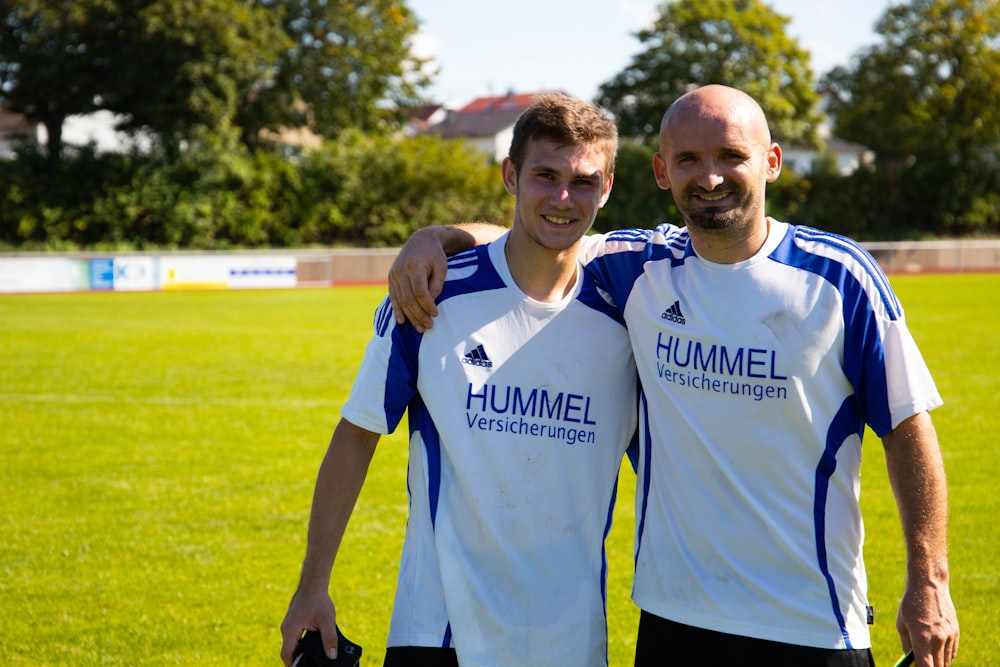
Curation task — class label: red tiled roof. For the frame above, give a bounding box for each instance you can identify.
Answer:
[457,91,550,113]
[409,103,446,123]
[422,90,571,140]
[430,107,526,139]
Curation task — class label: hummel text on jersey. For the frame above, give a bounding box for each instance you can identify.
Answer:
[661,300,686,325]
[655,332,788,380]
[653,332,789,402]
[466,383,597,425]
[462,344,493,368]
[465,382,599,446]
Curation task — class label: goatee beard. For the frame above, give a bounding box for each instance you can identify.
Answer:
[678,186,753,232]
[685,208,741,230]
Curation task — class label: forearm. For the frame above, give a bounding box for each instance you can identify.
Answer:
[296,419,379,590]
[883,411,950,583]
[419,222,508,255]
[883,411,959,665]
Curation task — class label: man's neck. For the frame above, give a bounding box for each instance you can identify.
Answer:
[688,217,770,264]
[503,237,580,303]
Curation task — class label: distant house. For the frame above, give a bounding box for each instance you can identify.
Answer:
[0,103,41,159]
[257,98,323,155]
[423,90,558,162]
[402,103,449,136]
[782,136,874,176]
[259,122,323,156]
[61,110,155,154]
[782,91,874,176]
[3,108,154,156]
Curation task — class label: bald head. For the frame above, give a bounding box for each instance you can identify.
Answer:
[650,84,783,262]
[660,85,771,148]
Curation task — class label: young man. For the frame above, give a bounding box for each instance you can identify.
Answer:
[388,85,960,667]
[280,93,638,667]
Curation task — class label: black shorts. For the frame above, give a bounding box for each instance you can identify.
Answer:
[634,610,876,667]
[383,646,458,667]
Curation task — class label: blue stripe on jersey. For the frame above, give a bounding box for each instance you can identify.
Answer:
[374,297,394,337]
[575,270,627,327]
[407,395,445,528]
[383,323,421,431]
[597,478,617,666]
[813,397,867,649]
[633,390,654,566]
[583,237,675,313]
[600,477,618,617]
[604,227,653,242]
[444,247,479,272]
[603,223,690,258]
[769,226,894,436]
[793,226,902,318]
[437,245,506,304]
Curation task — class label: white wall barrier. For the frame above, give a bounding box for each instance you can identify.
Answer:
[0,257,90,293]
[0,242,997,294]
[0,252,307,294]
[864,240,1000,275]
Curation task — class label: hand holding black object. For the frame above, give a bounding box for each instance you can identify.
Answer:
[292,627,363,667]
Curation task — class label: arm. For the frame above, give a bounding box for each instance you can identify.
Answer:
[279,419,380,666]
[388,222,507,332]
[882,411,959,667]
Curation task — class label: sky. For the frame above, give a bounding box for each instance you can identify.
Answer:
[62,1,895,148]
[407,0,895,107]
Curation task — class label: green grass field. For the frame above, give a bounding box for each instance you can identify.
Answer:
[1,274,997,665]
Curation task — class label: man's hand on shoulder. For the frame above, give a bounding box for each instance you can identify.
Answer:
[388,223,506,332]
[388,227,448,332]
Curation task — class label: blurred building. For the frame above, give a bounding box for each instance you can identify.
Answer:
[0,102,42,159]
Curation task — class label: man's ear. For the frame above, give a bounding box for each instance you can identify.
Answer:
[766,142,782,183]
[598,173,614,208]
[501,157,518,195]
[652,152,671,191]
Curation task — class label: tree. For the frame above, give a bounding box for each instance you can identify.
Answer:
[822,0,1000,235]
[0,0,123,159]
[1,0,428,159]
[238,0,431,146]
[107,0,290,152]
[0,0,289,159]
[823,0,1000,167]
[595,0,822,146]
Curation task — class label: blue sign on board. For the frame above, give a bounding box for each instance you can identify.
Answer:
[89,258,115,290]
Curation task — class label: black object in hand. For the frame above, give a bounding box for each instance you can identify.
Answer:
[292,627,363,667]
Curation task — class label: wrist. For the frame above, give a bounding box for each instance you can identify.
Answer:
[434,224,477,255]
[296,561,334,592]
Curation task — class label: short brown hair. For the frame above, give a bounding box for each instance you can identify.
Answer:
[507,93,618,182]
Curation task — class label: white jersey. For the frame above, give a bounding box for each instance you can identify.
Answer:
[580,220,942,650]
[342,235,637,667]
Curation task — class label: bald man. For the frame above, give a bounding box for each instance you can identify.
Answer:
[387,85,959,667]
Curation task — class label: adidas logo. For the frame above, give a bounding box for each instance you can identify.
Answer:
[462,344,493,368]
[661,300,686,325]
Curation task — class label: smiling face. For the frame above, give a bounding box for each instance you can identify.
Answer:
[652,86,781,239]
[504,137,613,254]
